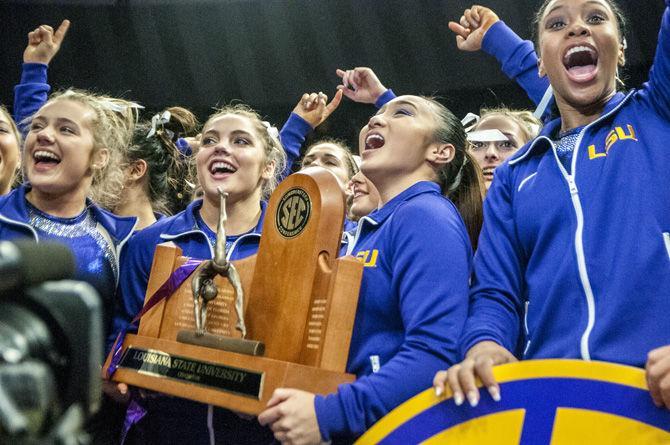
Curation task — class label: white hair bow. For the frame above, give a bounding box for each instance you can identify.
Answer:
[147,110,174,140]
[261,121,280,140]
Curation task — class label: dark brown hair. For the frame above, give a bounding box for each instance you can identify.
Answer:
[423,97,485,250]
[128,106,199,215]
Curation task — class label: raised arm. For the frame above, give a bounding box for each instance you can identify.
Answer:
[450,6,552,118]
[14,20,70,132]
[335,67,395,109]
[278,90,343,179]
[643,0,670,121]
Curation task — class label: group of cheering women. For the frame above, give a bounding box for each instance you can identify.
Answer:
[1,0,669,443]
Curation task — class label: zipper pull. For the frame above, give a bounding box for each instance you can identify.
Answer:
[567,175,579,195]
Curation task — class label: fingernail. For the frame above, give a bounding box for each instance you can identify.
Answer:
[467,391,479,407]
[435,386,443,397]
[454,392,464,406]
[488,386,501,402]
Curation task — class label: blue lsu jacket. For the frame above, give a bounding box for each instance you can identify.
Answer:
[315,182,472,441]
[461,1,670,367]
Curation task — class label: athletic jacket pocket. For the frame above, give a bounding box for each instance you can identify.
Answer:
[664,233,670,261]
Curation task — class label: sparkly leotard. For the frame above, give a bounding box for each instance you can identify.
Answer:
[27,201,117,302]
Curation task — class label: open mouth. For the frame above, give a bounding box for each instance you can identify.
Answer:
[481,166,495,180]
[33,150,61,168]
[353,188,367,200]
[209,159,237,178]
[364,133,385,151]
[563,45,599,83]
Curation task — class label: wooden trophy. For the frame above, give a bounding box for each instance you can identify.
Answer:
[103,168,363,414]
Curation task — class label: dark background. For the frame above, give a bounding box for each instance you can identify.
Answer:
[0,0,665,151]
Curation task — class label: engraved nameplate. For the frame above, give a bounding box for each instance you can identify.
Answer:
[118,347,264,399]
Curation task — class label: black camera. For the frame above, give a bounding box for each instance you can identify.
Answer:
[0,240,103,445]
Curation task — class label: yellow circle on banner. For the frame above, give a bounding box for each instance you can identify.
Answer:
[356,359,670,445]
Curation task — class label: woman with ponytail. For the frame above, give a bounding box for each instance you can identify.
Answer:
[258,95,482,443]
[118,106,198,229]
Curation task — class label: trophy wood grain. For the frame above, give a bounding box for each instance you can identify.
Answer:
[106,334,355,415]
[137,242,182,338]
[318,256,364,372]
[245,170,345,364]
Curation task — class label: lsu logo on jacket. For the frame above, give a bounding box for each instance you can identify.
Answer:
[588,124,638,159]
[356,249,379,267]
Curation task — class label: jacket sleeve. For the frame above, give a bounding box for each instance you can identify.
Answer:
[13,63,50,134]
[482,21,551,116]
[106,232,153,352]
[278,112,313,181]
[644,1,670,121]
[314,202,470,441]
[374,89,397,109]
[459,164,526,356]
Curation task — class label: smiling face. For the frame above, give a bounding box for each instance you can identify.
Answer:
[301,142,353,189]
[24,99,104,199]
[358,95,449,197]
[196,114,273,204]
[537,0,624,112]
[348,170,380,218]
[0,109,20,194]
[468,115,526,189]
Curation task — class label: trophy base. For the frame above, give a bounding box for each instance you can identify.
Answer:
[103,334,355,415]
[177,330,265,356]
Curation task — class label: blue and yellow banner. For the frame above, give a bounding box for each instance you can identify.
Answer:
[357,360,670,444]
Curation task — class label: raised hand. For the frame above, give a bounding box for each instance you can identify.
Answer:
[335,67,387,104]
[448,5,499,52]
[433,340,516,407]
[292,90,343,129]
[23,19,71,65]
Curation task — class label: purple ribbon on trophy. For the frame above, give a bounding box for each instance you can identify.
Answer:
[106,258,202,379]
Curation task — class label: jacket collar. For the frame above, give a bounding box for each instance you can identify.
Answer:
[366,181,441,225]
[0,184,137,243]
[159,198,268,239]
[509,91,633,165]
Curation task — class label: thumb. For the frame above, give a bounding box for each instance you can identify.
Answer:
[54,19,71,45]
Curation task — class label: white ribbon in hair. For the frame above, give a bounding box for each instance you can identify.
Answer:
[146,110,174,140]
[261,121,280,139]
[461,112,480,132]
[448,155,469,192]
